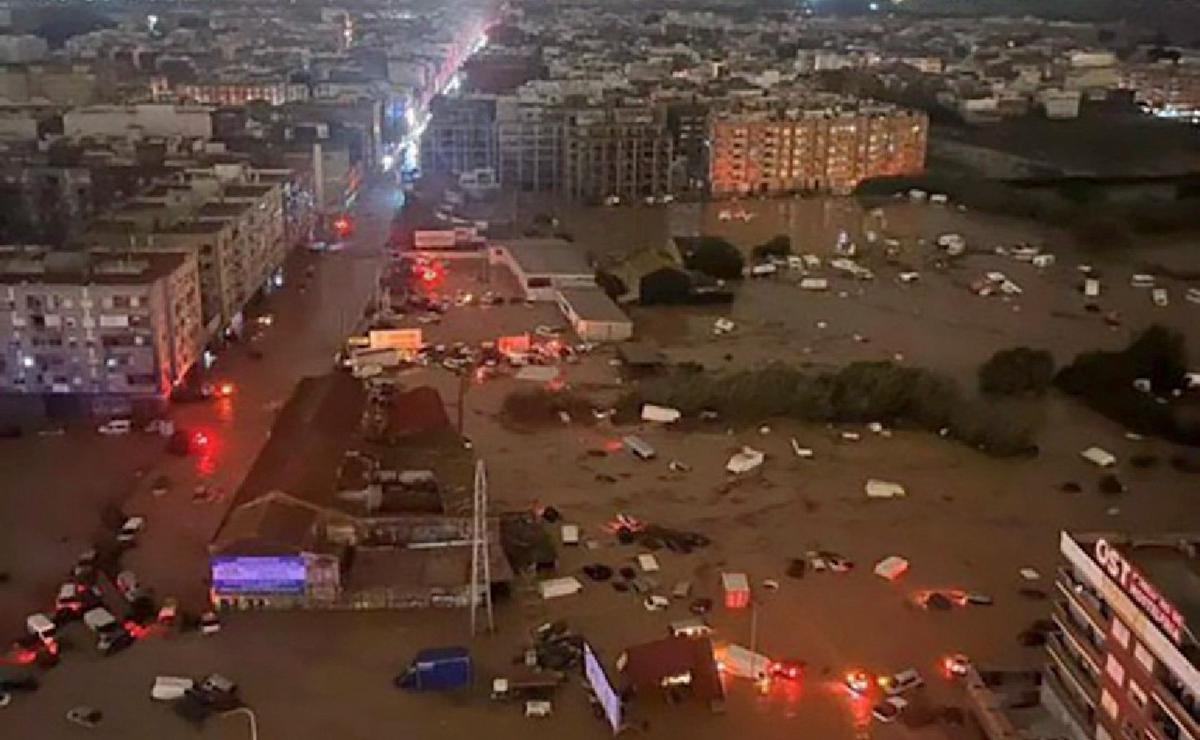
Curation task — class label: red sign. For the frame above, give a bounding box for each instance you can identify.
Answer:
[1094,539,1186,644]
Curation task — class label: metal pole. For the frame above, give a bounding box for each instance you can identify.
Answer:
[221,708,259,740]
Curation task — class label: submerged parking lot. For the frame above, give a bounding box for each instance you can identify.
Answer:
[4,192,1200,740]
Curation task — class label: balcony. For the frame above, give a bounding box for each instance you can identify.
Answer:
[1152,682,1200,740]
[1046,632,1101,706]
[1052,601,1106,669]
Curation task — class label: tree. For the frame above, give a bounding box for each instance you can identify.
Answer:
[751,234,792,261]
[639,268,692,305]
[681,236,744,280]
[979,347,1056,396]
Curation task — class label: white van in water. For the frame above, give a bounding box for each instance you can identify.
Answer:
[151,676,194,701]
[622,435,656,460]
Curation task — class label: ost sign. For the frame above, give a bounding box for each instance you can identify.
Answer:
[1094,539,1186,644]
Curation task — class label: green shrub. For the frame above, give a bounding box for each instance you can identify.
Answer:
[979,347,1056,396]
[681,236,744,280]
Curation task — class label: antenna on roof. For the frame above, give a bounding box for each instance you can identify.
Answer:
[469,459,494,636]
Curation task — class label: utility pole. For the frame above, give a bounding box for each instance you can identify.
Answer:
[469,459,494,635]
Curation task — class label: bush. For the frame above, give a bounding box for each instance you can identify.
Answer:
[948,399,1037,456]
[1056,325,1198,445]
[500,388,594,428]
[628,361,1035,457]
[639,268,693,305]
[751,234,792,261]
[979,347,1055,396]
[681,236,744,280]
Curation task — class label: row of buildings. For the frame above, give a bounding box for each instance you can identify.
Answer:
[0,0,501,411]
[420,6,932,200]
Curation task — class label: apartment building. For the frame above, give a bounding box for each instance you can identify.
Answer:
[494,98,565,193]
[709,101,928,196]
[174,79,309,107]
[420,96,499,175]
[63,104,214,140]
[0,248,203,401]
[1122,63,1200,121]
[970,531,1200,740]
[89,168,287,337]
[562,106,675,202]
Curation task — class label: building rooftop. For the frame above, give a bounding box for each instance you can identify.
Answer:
[496,238,593,276]
[1119,538,1200,646]
[0,248,189,286]
[223,184,273,198]
[557,287,630,324]
[198,201,251,218]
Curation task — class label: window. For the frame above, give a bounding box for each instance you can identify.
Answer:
[1111,619,1131,649]
[1120,721,1137,740]
[1132,643,1155,675]
[1102,689,1120,721]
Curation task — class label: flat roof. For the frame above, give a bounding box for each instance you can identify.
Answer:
[1120,541,1200,642]
[496,238,592,276]
[1070,532,1200,650]
[0,250,188,286]
[163,220,227,234]
[199,202,251,218]
[557,287,630,324]
[224,184,273,197]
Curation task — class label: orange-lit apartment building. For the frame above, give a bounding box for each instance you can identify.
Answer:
[168,79,309,107]
[709,99,928,196]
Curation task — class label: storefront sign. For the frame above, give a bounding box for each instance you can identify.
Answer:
[211,556,307,595]
[1093,539,1186,644]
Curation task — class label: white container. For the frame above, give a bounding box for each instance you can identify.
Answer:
[151,676,194,701]
[538,577,583,600]
[1081,447,1116,467]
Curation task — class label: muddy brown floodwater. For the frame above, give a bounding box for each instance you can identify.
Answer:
[4,190,1200,740]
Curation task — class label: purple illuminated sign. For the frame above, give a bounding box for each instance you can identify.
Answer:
[211,556,307,594]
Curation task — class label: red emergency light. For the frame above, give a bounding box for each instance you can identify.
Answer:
[333,216,352,236]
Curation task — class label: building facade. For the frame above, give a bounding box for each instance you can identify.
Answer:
[0,249,203,401]
[562,106,675,202]
[1046,532,1200,740]
[709,103,928,196]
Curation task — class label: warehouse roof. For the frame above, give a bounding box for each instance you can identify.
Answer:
[557,287,630,324]
[496,238,593,276]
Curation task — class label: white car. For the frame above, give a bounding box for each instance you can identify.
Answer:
[199,611,221,636]
[97,419,131,435]
[872,696,909,723]
[879,668,924,696]
[116,516,145,544]
[26,613,57,645]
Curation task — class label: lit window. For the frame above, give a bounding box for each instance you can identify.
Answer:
[1106,655,1126,687]
[1111,619,1131,649]
[1101,689,1120,721]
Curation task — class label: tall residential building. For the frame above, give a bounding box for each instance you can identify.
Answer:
[423,95,678,201]
[709,100,928,196]
[968,531,1200,740]
[420,96,498,176]
[0,248,203,402]
[88,167,288,337]
[494,98,564,193]
[562,106,675,202]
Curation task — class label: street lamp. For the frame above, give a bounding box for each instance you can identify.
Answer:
[221,708,259,740]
